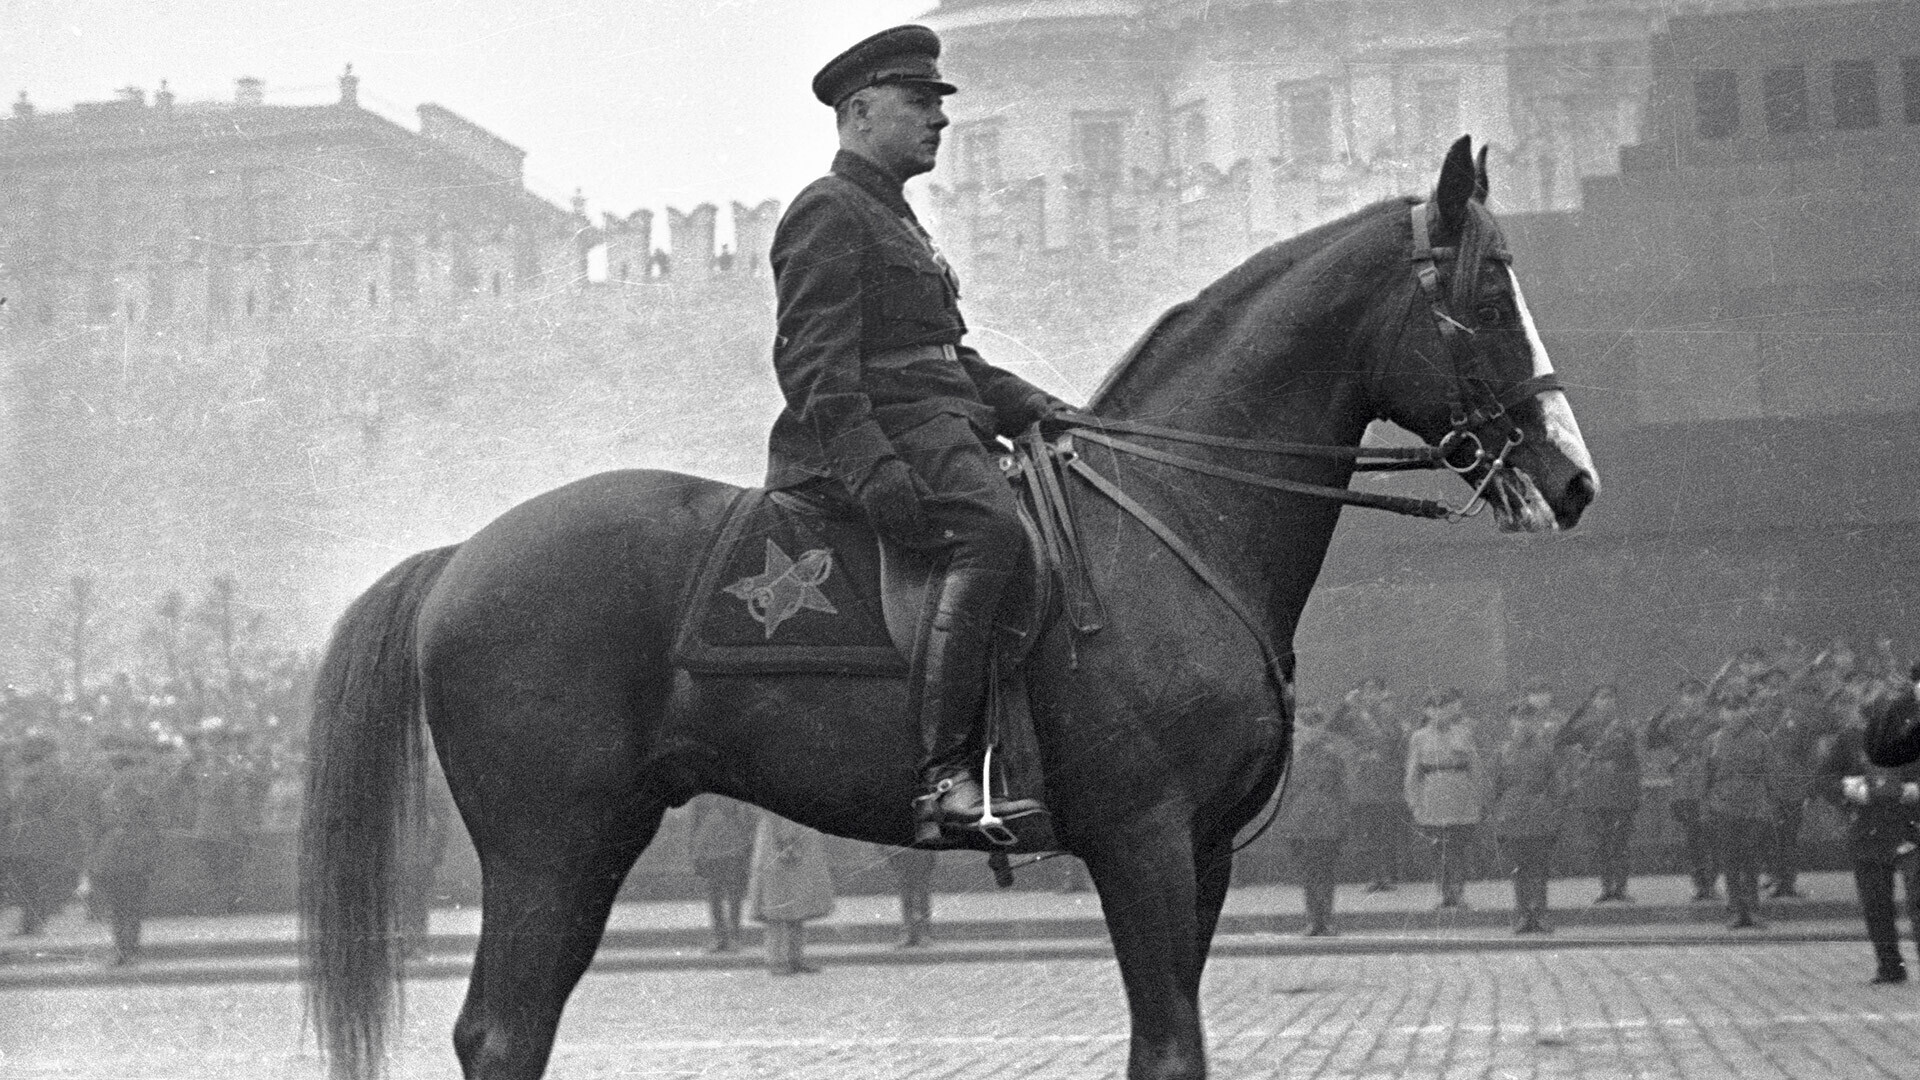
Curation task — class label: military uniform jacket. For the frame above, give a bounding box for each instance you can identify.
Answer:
[1492,736,1566,840]
[1816,727,1920,863]
[1703,718,1781,823]
[764,150,1059,493]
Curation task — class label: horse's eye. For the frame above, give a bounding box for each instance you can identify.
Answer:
[1476,303,1505,326]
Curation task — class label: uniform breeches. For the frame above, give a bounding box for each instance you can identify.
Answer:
[1424,824,1478,904]
[1769,800,1806,888]
[8,857,75,932]
[1584,809,1636,894]
[1669,799,1718,891]
[1506,836,1556,914]
[1352,802,1406,884]
[1710,816,1771,914]
[1289,836,1345,888]
[1852,858,1920,972]
[94,861,157,956]
[889,414,1026,573]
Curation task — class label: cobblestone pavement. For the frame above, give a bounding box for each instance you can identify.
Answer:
[4,942,1919,1078]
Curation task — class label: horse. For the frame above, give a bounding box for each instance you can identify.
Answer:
[299,136,1599,1080]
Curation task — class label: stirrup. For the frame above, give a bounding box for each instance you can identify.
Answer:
[974,744,1018,847]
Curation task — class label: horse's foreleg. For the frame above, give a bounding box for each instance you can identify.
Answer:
[1084,803,1207,1080]
[1190,840,1234,991]
[453,801,663,1080]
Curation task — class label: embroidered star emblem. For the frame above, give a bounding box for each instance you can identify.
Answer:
[723,539,838,638]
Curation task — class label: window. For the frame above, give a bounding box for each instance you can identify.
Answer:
[1834,59,1881,129]
[1762,66,1808,134]
[1903,57,1920,123]
[1695,69,1740,139]
[1277,80,1334,167]
[1174,105,1207,170]
[1073,115,1125,184]
[957,123,1002,186]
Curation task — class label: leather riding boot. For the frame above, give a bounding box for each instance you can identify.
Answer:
[912,569,1046,842]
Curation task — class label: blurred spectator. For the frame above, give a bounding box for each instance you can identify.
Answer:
[1277,706,1352,936]
[687,794,756,953]
[88,732,183,965]
[1404,689,1485,910]
[4,734,87,935]
[1342,680,1407,894]
[1703,693,1782,930]
[400,759,456,957]
[1492,702,1567,934]
[184,720,267,915]
[1649,679,1719,901]
[1758,667,1829,900]
[889,846,937,948]
[1563,685,1642,904]
[747,812,833,976]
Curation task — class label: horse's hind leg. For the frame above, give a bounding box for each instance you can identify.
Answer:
[452,798,664,1080]
[1083,802,1207,1080]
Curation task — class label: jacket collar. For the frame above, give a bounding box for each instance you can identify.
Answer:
[832,149,915,218]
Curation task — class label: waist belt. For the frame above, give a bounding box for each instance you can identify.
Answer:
[868,343,959,366]
[1420,762,1470,774]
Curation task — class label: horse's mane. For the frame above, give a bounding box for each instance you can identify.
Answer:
[1089,196,1423,411]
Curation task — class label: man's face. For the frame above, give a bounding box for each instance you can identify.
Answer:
[1426,702,1461,729]
[853,83,949,178]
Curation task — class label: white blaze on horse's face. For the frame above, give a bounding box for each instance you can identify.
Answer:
[1507,268,1598,485]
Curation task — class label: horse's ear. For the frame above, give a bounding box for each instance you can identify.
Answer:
[1434,135,1475,233]
[1474,144,1490,204]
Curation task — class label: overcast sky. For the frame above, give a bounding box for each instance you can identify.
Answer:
[3,0,936,222]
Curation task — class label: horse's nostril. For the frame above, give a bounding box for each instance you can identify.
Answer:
[1564,472,1597,521]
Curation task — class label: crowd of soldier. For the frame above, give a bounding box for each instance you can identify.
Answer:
[0,665,314,965]
[1275,638,1916,960]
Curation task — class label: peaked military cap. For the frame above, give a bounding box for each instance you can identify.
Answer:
[812,24,957,107]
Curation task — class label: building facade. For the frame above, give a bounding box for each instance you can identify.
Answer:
[921,0,1836,288]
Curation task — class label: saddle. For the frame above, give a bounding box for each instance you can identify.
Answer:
[672,431,1104,851]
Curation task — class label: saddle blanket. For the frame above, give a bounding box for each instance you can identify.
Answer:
[672,489,908,676]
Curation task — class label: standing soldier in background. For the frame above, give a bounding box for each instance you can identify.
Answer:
[889,846,937,947]
[1818,694,1920,984]
[1404,690,1486,910]
[399,758,456,958]
[747,812,835,976]
[185,721,266,915]
[764,25,1077,843]
[1492,702,1567,934]
[4,734,85,936]
[1342,680,1407,894]
[1703,691,1782,929]
[1277,706,1353,936]
[89,733,181,966]
[1759,667,1826,900]
[1649,679,1719,902]
[1563,685,1642,904]
[687,794,757,953]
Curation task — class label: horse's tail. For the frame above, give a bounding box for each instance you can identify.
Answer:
[299,545,457,1080]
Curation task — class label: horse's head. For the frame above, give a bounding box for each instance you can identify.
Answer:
[1367,136,1599,532]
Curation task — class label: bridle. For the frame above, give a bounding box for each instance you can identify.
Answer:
[1060,199,1562,524]
[1406,199,1563,515]
[1002,199,1567,864]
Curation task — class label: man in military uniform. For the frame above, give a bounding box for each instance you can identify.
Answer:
[767,25,1076,843]
[4,734,85,936]
[89,733,181,965]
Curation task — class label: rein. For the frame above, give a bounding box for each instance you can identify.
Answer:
[1004,200,1565,857]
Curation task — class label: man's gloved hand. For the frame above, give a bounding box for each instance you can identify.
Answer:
[1037,400,1083,438]
[855,458,942,551]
